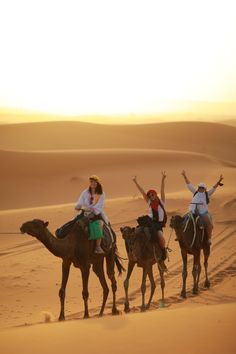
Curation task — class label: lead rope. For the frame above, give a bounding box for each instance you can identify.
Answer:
[166,228,173,262]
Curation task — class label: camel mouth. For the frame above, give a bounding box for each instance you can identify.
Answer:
[20,225,26,234]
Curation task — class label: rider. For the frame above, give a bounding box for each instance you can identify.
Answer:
[75,175,107,254]
[132,172,167,262]
[181,170,224,245]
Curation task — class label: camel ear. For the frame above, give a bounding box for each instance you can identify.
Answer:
[44,221,49,227]
[120,227,123,233]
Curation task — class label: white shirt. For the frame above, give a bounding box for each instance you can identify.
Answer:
[75,189,105,215]
[187,183,215,214]
[148,199,165,222]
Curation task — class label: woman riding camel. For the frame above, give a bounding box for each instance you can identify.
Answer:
[181,170,224,245]
[75,175,107,254]
[132,172,167,261]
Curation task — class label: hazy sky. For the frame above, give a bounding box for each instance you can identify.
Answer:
[0,0,236,119]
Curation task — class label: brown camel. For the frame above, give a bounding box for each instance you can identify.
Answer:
[170,212,211,298]
[120,226,165,312]
[20,218,124,320]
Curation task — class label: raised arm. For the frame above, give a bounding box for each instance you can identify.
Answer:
[208,174,224,196]
[181,170,190,184]
[161,171,166,202]
[181,170,196,193]
[132,176,148,202]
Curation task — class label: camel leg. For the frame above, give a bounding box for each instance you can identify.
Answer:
[105,251,119,315]
[58,259,71,321]
[203,244,211,288]
[180,249,188,298]
[158,264,165,303]
[141,267,148,311]
[92,259,109,317]
[146,266,156,309]
[124,261,135,313]
[81,266,90,319]
[192,251,201,295]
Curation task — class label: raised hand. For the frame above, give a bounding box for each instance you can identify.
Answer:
[181,170,186,177]
[218,174,224,183]
[132,176,137,183]
[162,171,167,179]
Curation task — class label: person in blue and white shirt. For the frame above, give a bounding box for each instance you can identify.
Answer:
[181,170,224,244]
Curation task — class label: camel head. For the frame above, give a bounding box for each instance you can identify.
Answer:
[120,226,135,241]
[20,219,49,238]
[170,215,183,230]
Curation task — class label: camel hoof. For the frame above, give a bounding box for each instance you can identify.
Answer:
[58,315,65,321]
[145,304,150,310]
[204,280,210,288]
[112,308,120,316]
[83,314,89,319]
[98,312,104,317]
[124,304,130,313]
[192,288,198,295]
[180,291,186,298]
[141,305,146,312]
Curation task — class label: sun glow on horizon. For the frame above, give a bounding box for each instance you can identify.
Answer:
[0,0,236,120]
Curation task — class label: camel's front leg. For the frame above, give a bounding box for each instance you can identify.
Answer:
[146,266,156,309]
[81,265,90,319]
[123,261,135,313]
[181,249,188,298]
[58,259,71,321]
[141,267,148,311]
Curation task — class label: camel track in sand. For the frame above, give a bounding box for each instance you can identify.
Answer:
[0,219,235,327]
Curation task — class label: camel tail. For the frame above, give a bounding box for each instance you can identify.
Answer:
[114,246,126,275]
[115,255,126,275]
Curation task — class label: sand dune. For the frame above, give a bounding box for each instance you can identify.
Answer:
[0,194,235,353]
[0,121,235,161]
[0,303,235,354]
[1,148,234,210]
[0,119,235,353]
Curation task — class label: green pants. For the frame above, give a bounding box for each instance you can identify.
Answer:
[89,220,104,240]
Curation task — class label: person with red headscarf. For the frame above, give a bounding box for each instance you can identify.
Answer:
[132,172,167,262]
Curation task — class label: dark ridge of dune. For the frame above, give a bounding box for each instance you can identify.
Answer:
[0,121,235,162]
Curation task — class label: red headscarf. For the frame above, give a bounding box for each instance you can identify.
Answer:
[147,189,160,212]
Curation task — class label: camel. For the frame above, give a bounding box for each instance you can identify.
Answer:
[170,212,210,298]
[20,218,124,320]
[120,226,165,312]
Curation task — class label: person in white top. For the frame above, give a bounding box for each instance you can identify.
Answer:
[132,172,167,261]
[75,175,106,254]
[181,170,224,244]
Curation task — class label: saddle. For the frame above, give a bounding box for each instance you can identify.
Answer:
[56,215,116,253]
[182,213,205,232]
[181,212,206,248]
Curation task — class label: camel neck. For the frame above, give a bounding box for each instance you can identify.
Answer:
[38,228,69,258]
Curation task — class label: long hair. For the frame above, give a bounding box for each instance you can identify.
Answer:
[89,182,103,195]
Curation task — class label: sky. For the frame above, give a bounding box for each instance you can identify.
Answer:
[0,0,236,122]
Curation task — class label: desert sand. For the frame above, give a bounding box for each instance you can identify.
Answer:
[0,120,235,354]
